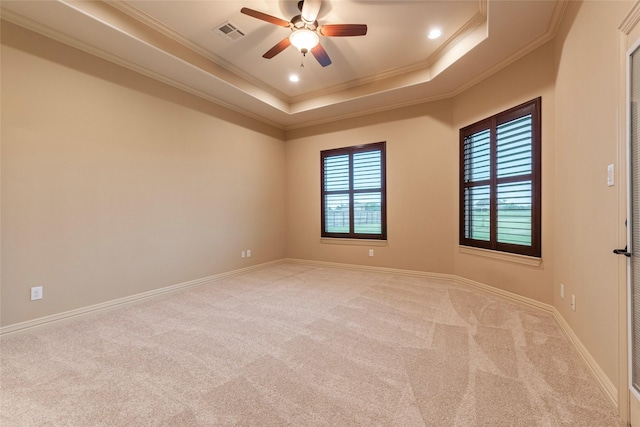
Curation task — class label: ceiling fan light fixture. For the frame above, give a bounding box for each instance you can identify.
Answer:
[289,29,319,53]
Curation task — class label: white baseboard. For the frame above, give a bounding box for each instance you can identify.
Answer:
[551,307,619,408]
[285,257,552,312]
[0,259,285,337]
[286,257,618,411]
[0,257,619,413]
[284,257,454,281]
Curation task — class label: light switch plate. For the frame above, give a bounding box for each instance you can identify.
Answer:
[608,164,614,187]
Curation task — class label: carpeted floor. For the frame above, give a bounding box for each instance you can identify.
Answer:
[0,263,624,426]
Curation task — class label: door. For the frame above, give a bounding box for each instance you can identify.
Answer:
[628,40,640,427]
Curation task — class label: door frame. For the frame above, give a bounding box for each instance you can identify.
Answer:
[618,34,640,424]
[619,3,640,425]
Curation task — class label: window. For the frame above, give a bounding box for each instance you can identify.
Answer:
[321,142,386,239]
[460,98,541,257]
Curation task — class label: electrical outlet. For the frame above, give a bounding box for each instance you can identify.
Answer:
[246,249,251,258]
[560,284,564,299]
[571,294,576,311]
[369,249,374,257]
[31,286,43,301]
[241,251,246,258]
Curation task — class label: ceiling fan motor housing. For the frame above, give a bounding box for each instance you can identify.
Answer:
[291,15,318,30]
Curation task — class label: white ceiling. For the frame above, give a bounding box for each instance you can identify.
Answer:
[1,0,565,129]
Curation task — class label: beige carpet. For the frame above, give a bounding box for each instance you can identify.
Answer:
[0,263,623,426]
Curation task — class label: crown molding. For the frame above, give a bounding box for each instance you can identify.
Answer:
[620,0,640,35]
[2,0,567,130]
[106,0,289,103]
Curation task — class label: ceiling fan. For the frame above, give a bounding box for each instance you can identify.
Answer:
[240,0,367,67]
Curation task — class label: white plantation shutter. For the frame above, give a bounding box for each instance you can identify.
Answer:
[353,151,381,189]
[323,155,350,233]
[497,182,532,245]
[462,129,491,242]
[460,98,541,257]
[321,142,386,239]
[464,129,491,182]
[496,115,533,246]
[497,115,532,177]
[353,150,382,235]
[324,155,349,190]
[463,185,491,241]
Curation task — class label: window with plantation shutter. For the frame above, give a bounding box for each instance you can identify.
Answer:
[321,142,386,239]
[460,98,541,257]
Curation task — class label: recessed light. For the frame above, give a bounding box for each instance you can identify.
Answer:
[428,29,442,40]
[289,74,300,83]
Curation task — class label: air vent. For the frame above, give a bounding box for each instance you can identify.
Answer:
[213,21,246,41]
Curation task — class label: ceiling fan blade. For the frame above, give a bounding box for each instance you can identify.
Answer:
[320,24,367,37]
[311,43,332,67]
[301,0,322,23]
[240,7,290,27]
[263,37,291,59]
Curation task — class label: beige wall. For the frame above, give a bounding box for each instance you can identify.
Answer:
[1,1,635,404]
[284,1,631,393]
[552,0,633,389]
[451,42,556,305]
[1,22,286,326]
[285,41,556,304]
[285,101,456,273]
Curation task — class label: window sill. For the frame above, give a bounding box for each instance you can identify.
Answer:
[458,245,542,267]
[321,238,388,247]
